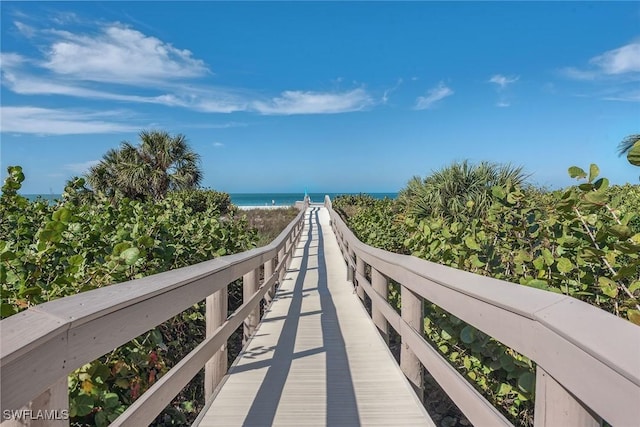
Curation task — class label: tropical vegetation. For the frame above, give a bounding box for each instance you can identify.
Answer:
[333,151,640,426]
[86,130,203,201]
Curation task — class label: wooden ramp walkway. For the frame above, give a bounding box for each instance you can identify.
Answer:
[197,206,432,426]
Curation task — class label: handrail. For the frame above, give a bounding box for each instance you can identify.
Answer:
[324,195,640,427]
[0,200,309,424]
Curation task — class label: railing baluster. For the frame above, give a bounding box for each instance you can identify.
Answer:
[205,286,228,399]
[263,258,275,305]
[242,269,260,346]
[534,366,601,427]
[355,256,365,301]
[401,285,424,402]
[371,267,389,344]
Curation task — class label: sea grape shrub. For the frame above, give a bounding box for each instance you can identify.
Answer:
[333,195,409,254]
[335,164,639,426]
[0,166,258,426]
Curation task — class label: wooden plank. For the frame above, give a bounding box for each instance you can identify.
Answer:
[199,207,433,426]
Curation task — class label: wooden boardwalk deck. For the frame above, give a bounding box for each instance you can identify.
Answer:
[197,206,433,427]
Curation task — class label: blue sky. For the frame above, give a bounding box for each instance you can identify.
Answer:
[1,2,639,194]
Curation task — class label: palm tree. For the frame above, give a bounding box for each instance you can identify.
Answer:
[399,160,528,222]
[87,130,202,201]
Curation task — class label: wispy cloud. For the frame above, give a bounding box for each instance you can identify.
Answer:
[252,88,373,115]
[562,41,640,80]
[489,74,519,89]
[2,18,376,116]
[213,142,225,148]
[488,74,519,107]
[64,160,100,174]
[0,106,138,135]
[414,82,453,110]
[560,41,640,102]
[382,78,403,104]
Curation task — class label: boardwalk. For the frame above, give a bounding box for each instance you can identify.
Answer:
[197,207,432,426]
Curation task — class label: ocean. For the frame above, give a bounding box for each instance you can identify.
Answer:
[21,192,397,207]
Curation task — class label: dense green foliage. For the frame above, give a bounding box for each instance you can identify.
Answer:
[398,161,528,222]
[86,130,203,201]
[1,166,257,425]
[334,161,640,426]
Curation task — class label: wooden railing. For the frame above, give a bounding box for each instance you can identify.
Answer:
[324,196,640,427]
[0,201,308,426]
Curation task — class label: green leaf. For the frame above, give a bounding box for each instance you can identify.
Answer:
[71,394,94,417]
[103,392,120,409]
[120,247,140,265]
[556,257,574,273]
[627,310,640,326]
[593,177,609,192]
[629,281,640,293]
[1,303,17,318]
[491,186,506,199]
[526,279,549,290]
[627,141,640,166]
[609,225,633,240]
[464,236,480,251]
[499,354,516,372]
[498,383,513,396]
[460,325,476,344]
[583,191,607,206]
[568,166,587,179]
[517,372,535,393]
[541,248,554,266]
[588,164,599,183]
[598,277,619,298]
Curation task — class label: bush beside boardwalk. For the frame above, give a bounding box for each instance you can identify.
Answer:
[0,166,302,426]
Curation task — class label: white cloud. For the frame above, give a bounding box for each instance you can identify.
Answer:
[489,74,519,89]
[213,142,225,148]
[496,101,510,107]
[563,41,640,80]
[252,88,373,115]
[0,106,138,135]
[41,25,209,84]
[64,160,101,174]
[414,82,453,110]
[590,42,640,75]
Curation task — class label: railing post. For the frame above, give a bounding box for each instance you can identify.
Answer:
[534,366,601,427]
[278,245,286,283]
[263,258,275,305]
[10,377,70,427]
[355,256,365,301]
[243,268,260,346]
[205,286,228,399]
[401,285,424,402]
[371,267,389,344]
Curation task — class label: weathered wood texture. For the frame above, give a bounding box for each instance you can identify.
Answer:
[325,195,640,427]
[0,202,308,424]
[198,207,432,426]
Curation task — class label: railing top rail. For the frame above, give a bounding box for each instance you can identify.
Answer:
[1,202,308,412]
[325,195,640,425]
